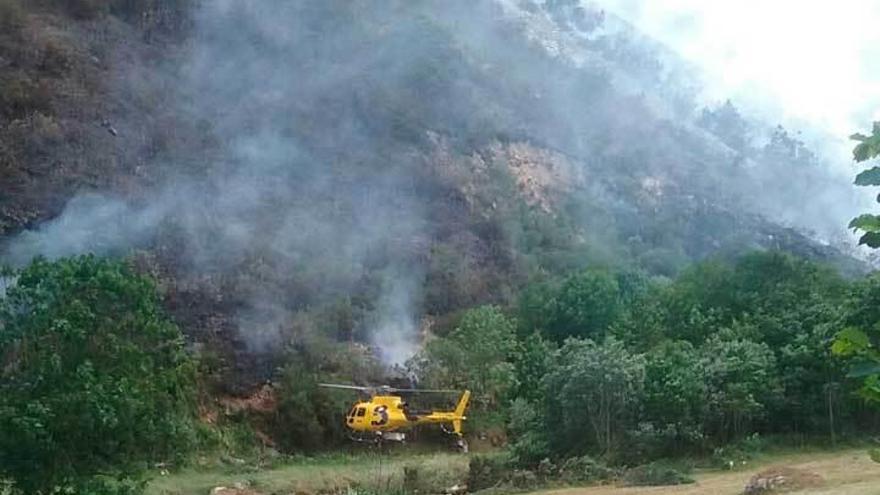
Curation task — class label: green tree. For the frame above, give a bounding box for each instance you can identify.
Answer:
[273,363,346,451]
[776,324,849,441]
[835,123,880,405]
[848,122,880,247]
[410,306,518,413]
[700,333,781,441]
[833,274,880,403]
[641,340,706,453]
[0,256,196,493]
[507,398,550,466]
[272,334,386,451]
[544,337,645,456]
[662,260,733,343]
[511,332,554,403]
[527,269,623,342]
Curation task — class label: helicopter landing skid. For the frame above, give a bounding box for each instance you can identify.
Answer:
[440,426,469,453]
[348,431,406,445]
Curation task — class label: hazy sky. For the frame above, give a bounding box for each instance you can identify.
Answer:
[599,0,880,153]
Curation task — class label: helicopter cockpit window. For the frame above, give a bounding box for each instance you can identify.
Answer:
[348,407,356,418]
[356,407,366,417]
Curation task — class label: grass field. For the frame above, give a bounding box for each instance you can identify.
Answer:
[146,448,879,495]
[146,452,468,495]
[535,449,880,495]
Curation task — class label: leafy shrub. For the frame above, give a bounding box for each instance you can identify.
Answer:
[0,0,25,31]
[623,462,694,486]
[710,433,766,469]
[623,422,704,464]
[509,469,539,489]
[408,305,518,416]
[558,456,618,483]
[60,476,147,495]
[507,398,550,466]
[468,454,512,492]
[537,268,624,341]
[0,256,197,493]
[543,337,645,456]
[0,73,52,120]
[0,479,17,495]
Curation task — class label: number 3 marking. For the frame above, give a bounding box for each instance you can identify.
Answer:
[372,405,388,426]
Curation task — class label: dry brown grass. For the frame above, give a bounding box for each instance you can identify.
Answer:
[535,450,880,495]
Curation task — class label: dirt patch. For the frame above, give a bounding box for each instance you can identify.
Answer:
[488,141,583,213]
[744,467,824,494]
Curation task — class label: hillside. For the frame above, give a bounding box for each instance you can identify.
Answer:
[0,0,864,391]
[5,3,880,494]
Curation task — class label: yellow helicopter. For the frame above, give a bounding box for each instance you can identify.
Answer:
[319,383,471,451]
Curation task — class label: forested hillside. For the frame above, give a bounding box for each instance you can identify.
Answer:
[1,1,879,494]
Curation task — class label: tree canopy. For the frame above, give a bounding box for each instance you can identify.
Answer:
[0,256,197,493]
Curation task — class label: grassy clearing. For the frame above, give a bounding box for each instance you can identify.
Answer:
[146,447,880,495]
[146,452,468,495]
[534,449,880,495]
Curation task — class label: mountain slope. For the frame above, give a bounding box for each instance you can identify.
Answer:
[0,0,863,391]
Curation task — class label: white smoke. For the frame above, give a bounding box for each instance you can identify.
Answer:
[371,276,421,366]
[0,276,14,300]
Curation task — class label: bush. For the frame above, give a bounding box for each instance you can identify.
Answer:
[60,476,147,495]
[509,469,539,489]
[507,398,550,466]
[0,0,25,31]
[468,454,512,492]
[0,73,52,120]
[622,422,705,463]
[710,433,766,470]
[543,337,645,456]
[0,256,198,493]
[623,462,694,486]
[0,479,16,495]
[558,456,618,483]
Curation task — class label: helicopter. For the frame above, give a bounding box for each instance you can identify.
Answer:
[319,383,471,452]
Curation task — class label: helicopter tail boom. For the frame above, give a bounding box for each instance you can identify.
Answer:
[452,390,470,435]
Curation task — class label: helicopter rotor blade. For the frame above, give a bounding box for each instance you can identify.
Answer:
[383,387,460,394]
[318,383,371,392]
[319,383,462,394]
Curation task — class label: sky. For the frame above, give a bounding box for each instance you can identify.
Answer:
[597,0,880,157]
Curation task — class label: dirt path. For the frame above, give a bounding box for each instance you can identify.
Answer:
[536,450,880,495]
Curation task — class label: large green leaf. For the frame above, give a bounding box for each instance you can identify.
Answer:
[849,214,880,232]
[855,167,880,186]
[863,375,880,403]
[852,123,880,162]
[859,232,880,248]
[847,361,880,378]
[832,327,870,356]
